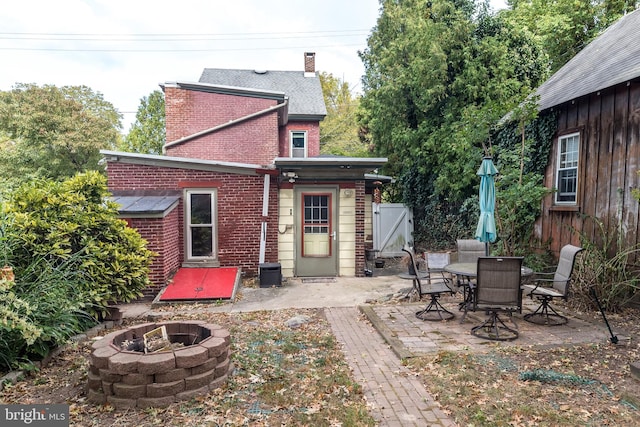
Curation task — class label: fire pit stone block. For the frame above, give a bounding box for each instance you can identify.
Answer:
[146,379,185,398]
[155,367,190,383]
[137,352,177,375]
[174,345,210,368]
[108,352,141,374]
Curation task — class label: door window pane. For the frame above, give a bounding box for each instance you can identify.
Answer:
[302,194,331,257]
[187,190,216,259]
[304,195,328,223]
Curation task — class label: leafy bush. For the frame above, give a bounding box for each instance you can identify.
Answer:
[2,171,155,317]
[494,157,551,259]
[0,257,96,370]
[399,164,478,251]
[571,215,640,312]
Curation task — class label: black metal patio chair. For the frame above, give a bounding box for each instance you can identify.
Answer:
[402,245,456,321]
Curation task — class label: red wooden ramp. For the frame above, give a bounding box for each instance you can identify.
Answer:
[158,267,240,302]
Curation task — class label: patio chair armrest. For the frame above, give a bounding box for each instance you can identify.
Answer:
[533,271,554,278]
[524,278,554,295]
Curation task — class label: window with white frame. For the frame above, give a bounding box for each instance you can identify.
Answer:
[185,189,217,260]
[290,131,307,158]
[555,133,580,204]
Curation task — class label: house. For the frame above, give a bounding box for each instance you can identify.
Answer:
[101,53,388,298]
[532,9,640,255]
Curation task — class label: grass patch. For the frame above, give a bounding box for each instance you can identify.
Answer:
[406,346,639,426]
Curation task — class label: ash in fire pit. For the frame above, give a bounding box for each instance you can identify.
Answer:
[119,325,190,353]
[87,321,232,409]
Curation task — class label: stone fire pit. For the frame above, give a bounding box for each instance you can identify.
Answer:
[87,321,232,409]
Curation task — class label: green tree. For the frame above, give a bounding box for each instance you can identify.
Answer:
[504,0,638,73]
[319,73,368,157]
[0,83,121,189]
[3,171,155,316]
[120,89,166,154]
[359,0,548,249]
[360,0,546,198]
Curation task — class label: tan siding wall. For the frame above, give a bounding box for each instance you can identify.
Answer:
[338,188,357,276]
[278,189,295,277]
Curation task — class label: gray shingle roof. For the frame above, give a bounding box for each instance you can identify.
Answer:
[110,195,180,217]
[199,69,327,119]
[536,9,640,111]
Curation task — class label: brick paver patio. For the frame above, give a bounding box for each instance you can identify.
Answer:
[361,296,612,358]
[326,307,457,427]
[322,291,615,426]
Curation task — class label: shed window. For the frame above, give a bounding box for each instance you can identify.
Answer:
[555,133,579,204]
[290,131,307,158]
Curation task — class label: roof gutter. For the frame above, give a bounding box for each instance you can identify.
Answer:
[163,98,289,152]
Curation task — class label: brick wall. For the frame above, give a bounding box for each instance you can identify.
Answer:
[355,180,366,277]
[107,161,279,292]
[128,208,180,299]
[278,121,321,157]
[164,87,281,165]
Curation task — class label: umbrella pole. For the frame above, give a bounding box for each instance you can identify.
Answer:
[484,242,489,256]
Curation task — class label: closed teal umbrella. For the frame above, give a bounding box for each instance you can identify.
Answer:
[475,157,498,255]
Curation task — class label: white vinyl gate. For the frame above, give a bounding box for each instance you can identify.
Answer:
[372,203,414,257]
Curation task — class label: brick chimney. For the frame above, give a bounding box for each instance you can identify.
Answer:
[304,52,316,77]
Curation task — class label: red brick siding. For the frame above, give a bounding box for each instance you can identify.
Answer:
[106,162,279,291]
[164,87,280,164]
[126,209,180,299]
[166,114,280,164]
[355,180,366,277]
[278,121,321,157]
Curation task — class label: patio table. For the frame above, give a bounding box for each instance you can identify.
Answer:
[444,262,533,278]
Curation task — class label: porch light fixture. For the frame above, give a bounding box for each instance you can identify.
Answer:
[284,171,298,183]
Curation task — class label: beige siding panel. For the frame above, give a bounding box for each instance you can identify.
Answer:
[278,189,295,277]
[339,189,356,276]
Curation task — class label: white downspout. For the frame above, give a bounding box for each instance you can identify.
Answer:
[259,173,270,264]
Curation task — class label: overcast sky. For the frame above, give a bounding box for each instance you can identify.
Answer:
[0,0,508,131]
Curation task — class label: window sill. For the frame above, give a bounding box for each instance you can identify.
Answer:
[549,205,580,212]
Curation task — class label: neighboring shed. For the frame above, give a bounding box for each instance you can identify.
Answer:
[532,9,640,254]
